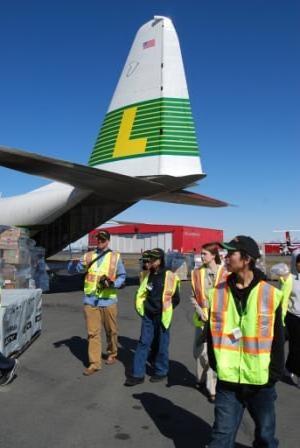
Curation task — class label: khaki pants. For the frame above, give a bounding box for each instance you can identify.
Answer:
[84,304,118,369]
[193,327,217,396]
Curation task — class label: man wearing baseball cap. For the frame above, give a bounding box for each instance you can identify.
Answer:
[220,235,261,259]
[68,229,126,375]
[139,250,151,284]
[125,248,180,386]
[207,235,285,447]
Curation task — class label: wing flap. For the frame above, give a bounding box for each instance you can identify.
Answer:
[148,189,228,207]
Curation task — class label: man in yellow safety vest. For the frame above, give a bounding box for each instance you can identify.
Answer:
[207,235,284,448]
[124,248,180,386]
[68,230,126,376]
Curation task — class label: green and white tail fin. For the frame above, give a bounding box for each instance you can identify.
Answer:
[88,16,203,178]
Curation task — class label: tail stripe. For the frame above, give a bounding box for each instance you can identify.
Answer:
[89,97,199,166]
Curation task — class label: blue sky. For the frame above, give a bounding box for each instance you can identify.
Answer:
[0,0,299,243]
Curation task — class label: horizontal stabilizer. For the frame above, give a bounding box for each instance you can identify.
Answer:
[0,146,164,201]
[148,189,228,207]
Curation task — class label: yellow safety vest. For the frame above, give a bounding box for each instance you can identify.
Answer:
[191,265,227,328]
[279,273,293,323]
[135,271,180,329]
[83,251,120,299]
[209,280,282,385]
[139,270,148,285]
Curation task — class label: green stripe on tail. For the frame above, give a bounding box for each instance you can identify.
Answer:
[88,98,199,166]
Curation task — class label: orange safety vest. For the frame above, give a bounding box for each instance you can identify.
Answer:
[191,265,227,326]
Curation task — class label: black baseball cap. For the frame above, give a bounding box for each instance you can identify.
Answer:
[148,248,165,260]
[139,250,151,262]
[97,230,110,241]
[220,235,260,259]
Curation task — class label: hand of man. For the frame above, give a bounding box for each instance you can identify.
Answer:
[190,296,198,306]
[194,303,208,321]
[99,275,114,289]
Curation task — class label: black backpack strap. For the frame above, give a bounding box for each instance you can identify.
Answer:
[86,249,112,271]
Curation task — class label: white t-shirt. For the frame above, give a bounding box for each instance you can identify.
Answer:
[288,274,300,318]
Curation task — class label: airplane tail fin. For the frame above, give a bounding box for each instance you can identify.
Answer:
[88,16,203,179]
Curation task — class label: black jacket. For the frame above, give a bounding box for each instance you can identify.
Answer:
[207,268,285,387]
[144,268,180,316]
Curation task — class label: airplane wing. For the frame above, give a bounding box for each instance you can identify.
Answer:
[0,146,164,201]
[148,189,228,207]
[0,146,228,207]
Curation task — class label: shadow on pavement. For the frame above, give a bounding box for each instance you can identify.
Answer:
[117,336,197,383]
[118,335,138,376]
[167,359,197,389]
[132,392,211,447]
[133,392,251,448]
[53,336,89,367]
[280,373,296,387]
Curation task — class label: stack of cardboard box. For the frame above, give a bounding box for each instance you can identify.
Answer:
[0,227,31,289]
[0,226,48,290]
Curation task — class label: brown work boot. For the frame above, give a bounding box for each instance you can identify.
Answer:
[83,365,101,376]
[105,356,117,365]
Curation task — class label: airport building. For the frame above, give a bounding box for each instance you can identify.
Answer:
[89,223,223,253]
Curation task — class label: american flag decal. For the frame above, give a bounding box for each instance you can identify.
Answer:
[143,39,155,49]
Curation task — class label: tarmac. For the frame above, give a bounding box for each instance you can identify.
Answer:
[0,269,299,448]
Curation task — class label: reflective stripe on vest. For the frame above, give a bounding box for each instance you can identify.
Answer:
[191,268,207,307]
[211,282,275,353]
[192,265,227,328]
[209,280,281,384]
[139,270,148,285]
[215,265,227,285]
[135,271,179,329]
[84,251,120,298]
[161,271,178,329]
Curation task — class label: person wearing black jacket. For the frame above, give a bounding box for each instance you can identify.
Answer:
[125,248,180,386]
[207,236,285,448]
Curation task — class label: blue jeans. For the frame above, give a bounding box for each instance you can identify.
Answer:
[0,351,14,372]
[133,314,170,378]
[209,382,278,448]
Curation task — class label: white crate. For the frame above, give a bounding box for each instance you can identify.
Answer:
[0,289,42,356]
